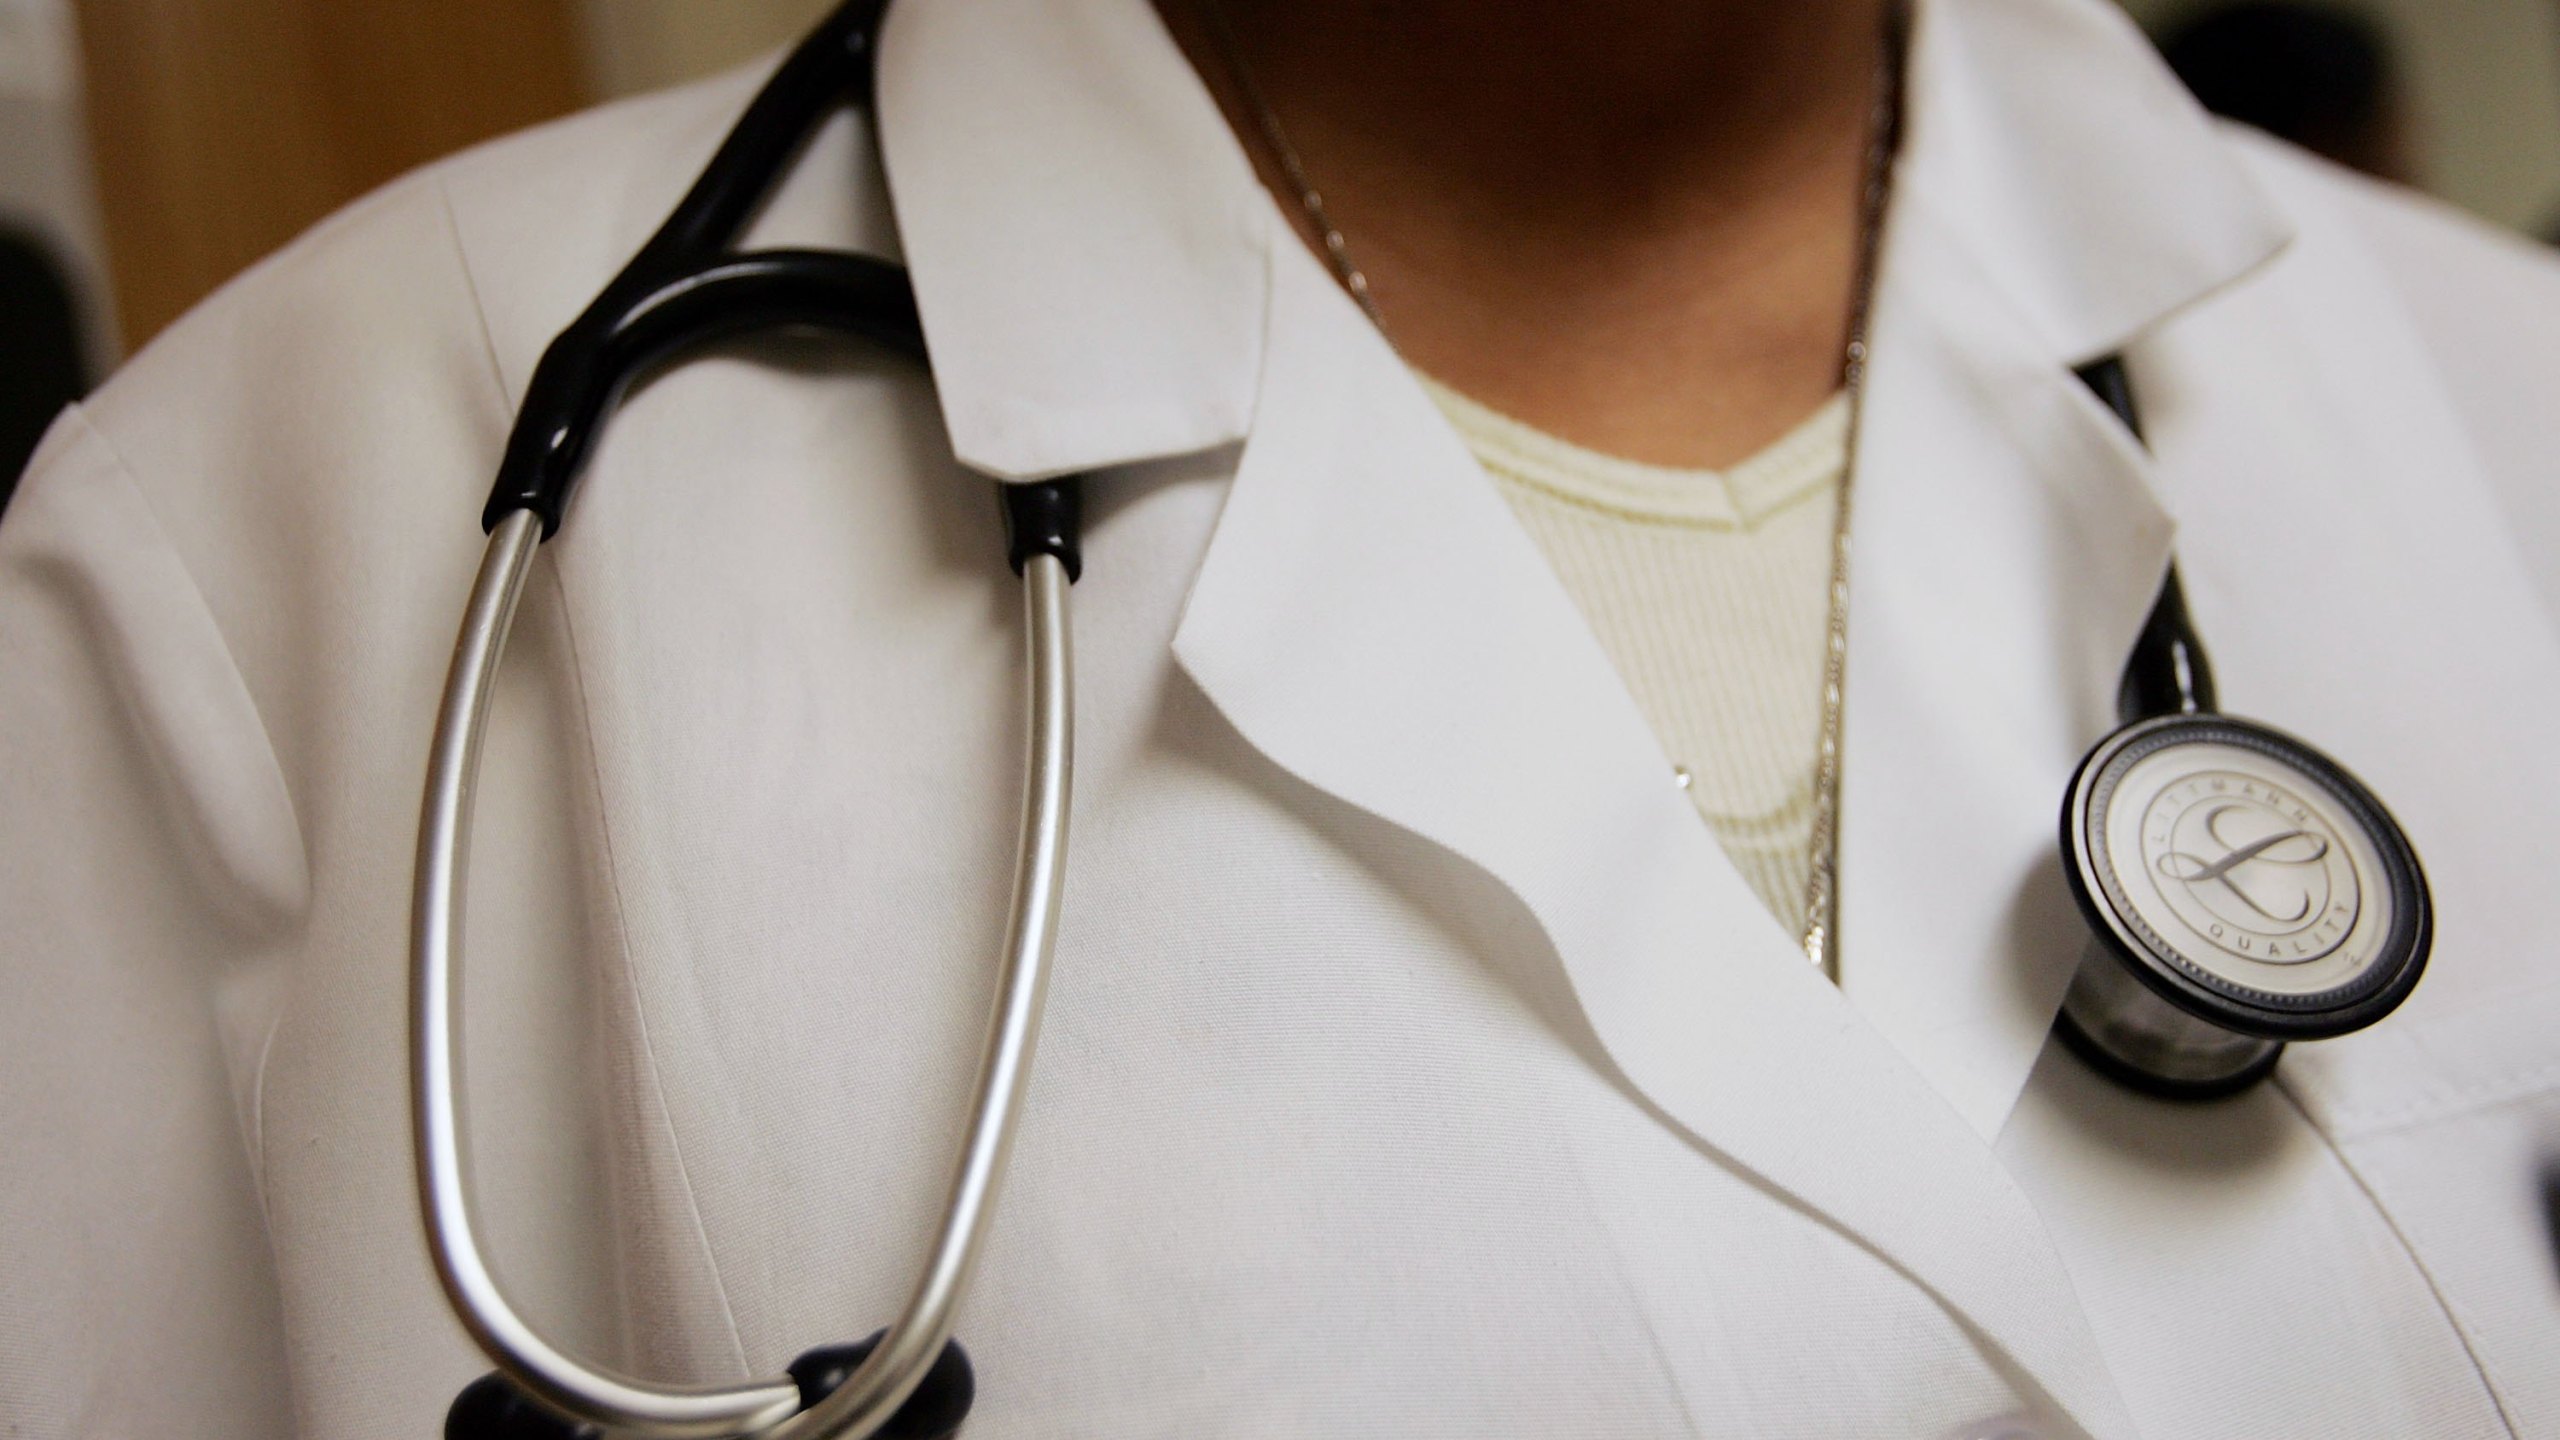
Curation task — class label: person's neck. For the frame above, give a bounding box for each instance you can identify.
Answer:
[1162,0,1893,469]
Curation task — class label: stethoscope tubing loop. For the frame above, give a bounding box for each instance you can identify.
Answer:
[411,516,1074,1439]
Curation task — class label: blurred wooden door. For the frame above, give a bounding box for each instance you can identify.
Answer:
[72,0,588,350]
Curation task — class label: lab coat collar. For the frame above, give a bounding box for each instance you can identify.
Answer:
[873,0,2290,483]
[1898,0,2292,363]
[875,0,1269,481]
[1836,200,2181,1139]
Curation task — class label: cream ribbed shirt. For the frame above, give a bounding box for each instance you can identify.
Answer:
[1423,378,1849,937]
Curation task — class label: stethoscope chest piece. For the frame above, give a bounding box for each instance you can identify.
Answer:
[2056,711,2432,1099]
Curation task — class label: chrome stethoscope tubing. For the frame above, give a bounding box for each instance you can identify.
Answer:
[413,3,1082,1431]
[413,512,1073,1439]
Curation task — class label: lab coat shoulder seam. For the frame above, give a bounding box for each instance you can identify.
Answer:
[428,169,526,419]
[88,164,453,399]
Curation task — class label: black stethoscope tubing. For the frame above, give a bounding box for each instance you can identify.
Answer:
[474,0,1079,575]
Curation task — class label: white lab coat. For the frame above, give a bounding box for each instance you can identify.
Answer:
[6,0,2559,1435]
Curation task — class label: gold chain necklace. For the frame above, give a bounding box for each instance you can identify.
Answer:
[1199,6,1907,981]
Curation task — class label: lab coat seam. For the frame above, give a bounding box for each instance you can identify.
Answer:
[243,1001,289,1228]
[2313,1064,2560,1143]
[547,572,760,1379]
[431,163,766,1363]
[1554,1135,1709,1440]
[429,170,524,416]
[2273,1076,2523,1435]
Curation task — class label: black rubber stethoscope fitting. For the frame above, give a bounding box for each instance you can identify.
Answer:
[445,1336,975,1440]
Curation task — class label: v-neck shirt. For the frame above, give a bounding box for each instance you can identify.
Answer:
[1423,376,1850,936]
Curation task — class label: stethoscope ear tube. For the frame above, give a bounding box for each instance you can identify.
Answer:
[481,250,924,538]
[476,0,913,541]
[415,523,1072,1438]
[414,514,804,1438]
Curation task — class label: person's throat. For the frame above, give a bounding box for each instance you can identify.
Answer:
[1163,0,1894,470]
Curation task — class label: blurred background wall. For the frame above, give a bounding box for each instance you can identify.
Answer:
[13,0,2560,374]
[64,0,586,352]
[2125,0,2560,233]
[575,0,830,98]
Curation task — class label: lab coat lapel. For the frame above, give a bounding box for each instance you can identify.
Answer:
[1824,0,2290,1140]
[1833,203,2178,1141]
[1173,235,2134,1437]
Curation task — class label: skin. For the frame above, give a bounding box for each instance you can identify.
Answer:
[1157,0,1895,469]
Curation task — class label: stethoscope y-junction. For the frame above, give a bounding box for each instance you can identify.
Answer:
[410,3,2431,1435]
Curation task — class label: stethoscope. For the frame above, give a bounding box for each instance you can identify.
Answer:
[411,2,2431,1435]
[2058,357,2432,1101]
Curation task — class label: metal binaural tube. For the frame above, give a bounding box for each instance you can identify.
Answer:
[414,523,1071,1439]
[772,551,1074,1440]
[412,511,803,1438]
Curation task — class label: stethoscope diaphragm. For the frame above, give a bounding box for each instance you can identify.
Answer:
[2055,712,2431,1098]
